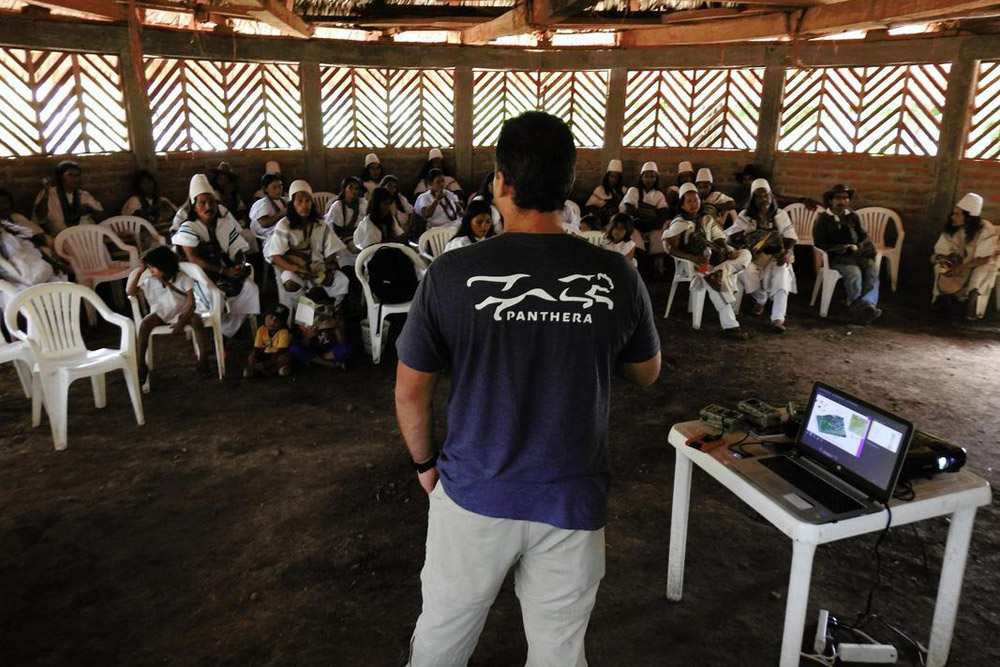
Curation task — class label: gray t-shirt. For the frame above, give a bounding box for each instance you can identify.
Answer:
[397,232,659,530]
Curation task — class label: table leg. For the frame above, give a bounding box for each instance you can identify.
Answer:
[780,539,817,667]
[927,507,978,667]
[666,453,693,601]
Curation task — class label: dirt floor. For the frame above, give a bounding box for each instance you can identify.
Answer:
[1,264,998,667]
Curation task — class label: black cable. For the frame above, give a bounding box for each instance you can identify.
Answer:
[893,479,915,501]
[850,504,893,629]
[726,432,754,457]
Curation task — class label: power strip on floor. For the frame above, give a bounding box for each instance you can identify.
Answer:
[838,642,898,663]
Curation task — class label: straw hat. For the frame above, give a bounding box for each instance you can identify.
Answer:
[695,168,713,183]
[607,159,623,173]
[188,174,215,203]
[640,161,658,174]
[428,148,443,160]
[288,179,313,198]
[364,153,380,167]
[677,161,694,175]
[678,182,699,198]
[957,192,984,216]
[750,178,771,194]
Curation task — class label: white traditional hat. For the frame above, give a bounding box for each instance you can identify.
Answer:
[678,161,694,174]
[678,182,699,198]
[188,174,215,203]
[607,159,623,173]
[750,178,772,194]
[641,161,658,174]
[364,153,380,167]
[288,179,313,198]
[957,192,984,216]
[265,160,281,174]
[696,168,713,183]
[428,148,443,160]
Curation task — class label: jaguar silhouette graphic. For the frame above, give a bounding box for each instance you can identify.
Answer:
[467,273,615,322]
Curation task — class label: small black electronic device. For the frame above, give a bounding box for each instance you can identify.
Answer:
[898,430,967,482]
[738,398,783,432]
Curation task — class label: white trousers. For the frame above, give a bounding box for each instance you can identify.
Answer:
[220,278,260,337]
[751,287,789,321]
[276,268,350,312]
[408,484,605,667]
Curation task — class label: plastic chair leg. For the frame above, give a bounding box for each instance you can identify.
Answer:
[690,289,706,330]
[664,280,679,319]
[810,273,823,306]
[12,359,32,398]
[889,254,900,293]
[213,326,226,380]
[372,316,384,365]
[83,300,97,327]
[91,373,107,409]
[819,274,840,318]
[146,338,155,371]
[31,373,43,428]
[123,357,145,426]
[39,372,68,451]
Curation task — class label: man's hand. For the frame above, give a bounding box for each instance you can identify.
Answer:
[418,467,438,495]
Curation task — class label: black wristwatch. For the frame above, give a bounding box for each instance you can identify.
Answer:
[412,452,439,473]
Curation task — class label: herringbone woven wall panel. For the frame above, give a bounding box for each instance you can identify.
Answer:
[779,64,950,156]
[0,48,129,157]
[320,66,454,148]
[472,69,608,148]
[145,58,304,152]
[965,61,1000,160]
[623,68,763,150]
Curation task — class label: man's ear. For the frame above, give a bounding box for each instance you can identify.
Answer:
[494,169,513,201]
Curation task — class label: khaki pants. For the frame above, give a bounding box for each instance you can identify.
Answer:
[408,484,605,667]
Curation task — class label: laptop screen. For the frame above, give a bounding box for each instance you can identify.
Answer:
[798,382,913,503]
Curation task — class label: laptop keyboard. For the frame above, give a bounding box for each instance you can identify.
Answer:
[759,456,865,514]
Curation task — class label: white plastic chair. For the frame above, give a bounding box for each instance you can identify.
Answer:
[312,192,336,217]
[4,283,144,451]
[810,248,844,318]
[55,225,138,324]
[356,243,426,365]
[127,263,226,392]
[856,207,904,292]
[664,256,743,329]
[100,215,167,254]
[784,203,819,246]
[580,230,605,246]
[418,227,456,262]
[1,337,34,400]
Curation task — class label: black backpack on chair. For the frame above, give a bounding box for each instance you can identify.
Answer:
[365,246,418,304]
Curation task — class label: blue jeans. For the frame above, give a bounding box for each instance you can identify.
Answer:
[831,260,879,308]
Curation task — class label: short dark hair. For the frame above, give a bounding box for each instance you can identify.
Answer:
[495,111,575,213]
[143,245,180,281]
[427,168,444,183]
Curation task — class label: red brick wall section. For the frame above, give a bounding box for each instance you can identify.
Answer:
[957,159,1000,223]
[0,153,138,219]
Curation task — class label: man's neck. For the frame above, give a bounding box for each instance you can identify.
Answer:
[502,209,565,234]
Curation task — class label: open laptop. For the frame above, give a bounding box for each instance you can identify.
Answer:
[730,382,913,524]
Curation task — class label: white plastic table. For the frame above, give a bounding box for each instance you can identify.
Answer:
[667,420,991,667]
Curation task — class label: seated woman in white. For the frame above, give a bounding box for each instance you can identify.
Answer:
[378,175,414,233]
[413,148,463,199]
[667,160,695,199]
[0,188,65,311]
[444,200,495,253]
[620,161,670,252]
[171,174,260,337]
[122,170,177,237]
[324,176,368,274]
[694,168,736,223]
[361,153,383,197]
[726,178,797,334]
[414,169,462,229]
[249,173,287,241]
[265,180,350,313]
[561,199,582,231]
[468,171,503,234]
[586,159,627,226]
[664,183,751,340]
[601,213,636,264]
[33,160,105,235]
[354,187,407,251]
[931,192,998,320]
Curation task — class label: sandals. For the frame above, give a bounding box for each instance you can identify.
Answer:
[723,327,749,340]
[770,320,787,334]
[752,302,765,316]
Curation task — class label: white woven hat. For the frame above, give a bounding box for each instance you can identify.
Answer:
[288,179,313,198]
[678,161,694,174]
[641,161,658,174]
[265,160,281,174]
[696,168,713,183]
[607,159,623,173]
[678,182,699,198]
[364,153,380,167]
[428,148,443,160]
[188,174,215,203]
[750,178,772,194]
[957,192,983,216]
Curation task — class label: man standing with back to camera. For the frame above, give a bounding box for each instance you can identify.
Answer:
[394,111,661,666]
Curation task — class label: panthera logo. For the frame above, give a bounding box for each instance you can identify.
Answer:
[467,273,615,323]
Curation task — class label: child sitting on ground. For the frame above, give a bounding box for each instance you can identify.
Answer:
[246,304,293,377]
[126,246,210,385]
[289,287,352,371]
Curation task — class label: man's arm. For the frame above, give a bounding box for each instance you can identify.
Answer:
[395,360,441,494]
[617,353,661,387]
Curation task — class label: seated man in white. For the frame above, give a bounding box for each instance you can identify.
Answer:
[172,174,260,337]
[0,188,65,312]
[414,169,462,229]
[931,192,998,320]
[663,183,751,340]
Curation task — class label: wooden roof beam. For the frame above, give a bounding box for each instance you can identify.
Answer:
[621,0,1000,46]
[226,0,315,37]
[462,0,599,44]
[20,0,125,22]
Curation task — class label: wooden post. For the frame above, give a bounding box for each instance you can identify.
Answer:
[119,45,157,173]
[754,63,785,177]
[602,67,627,171]
[454,65,474,190]
[924,56,979,268]
[299,60,327,186]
